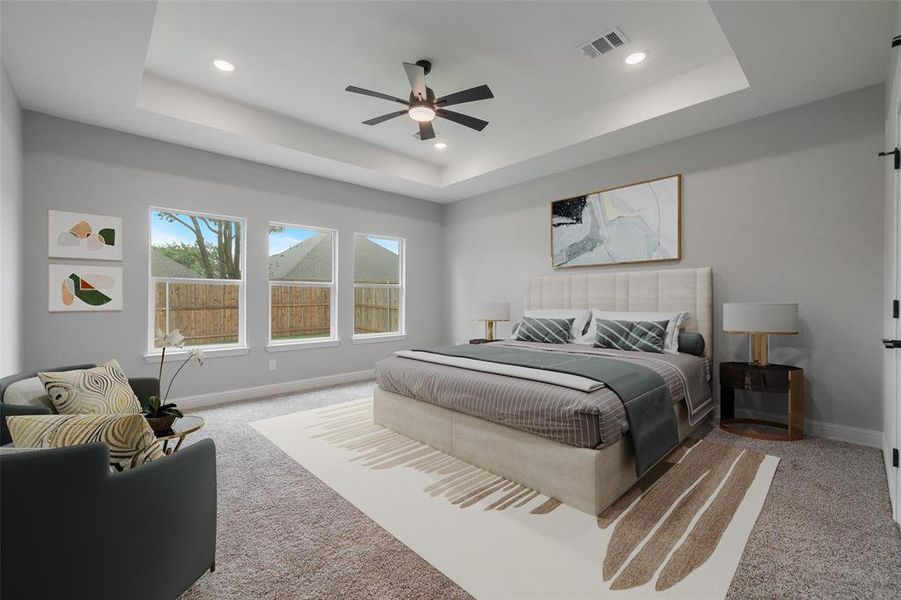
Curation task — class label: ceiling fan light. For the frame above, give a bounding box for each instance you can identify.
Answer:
[408,104,436,122]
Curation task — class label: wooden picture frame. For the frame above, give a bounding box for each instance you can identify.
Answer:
[550,174,681,269]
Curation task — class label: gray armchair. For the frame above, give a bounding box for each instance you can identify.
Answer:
[0,364,160,445]
[0,366,217,599]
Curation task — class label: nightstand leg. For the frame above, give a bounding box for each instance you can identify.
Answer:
[788,370,804,440]
[720,385,735,421]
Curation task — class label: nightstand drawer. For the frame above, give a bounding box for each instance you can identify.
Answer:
[720,365,791,393]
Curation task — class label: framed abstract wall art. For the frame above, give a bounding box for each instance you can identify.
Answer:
[48,210,123,261]
[551,174,681,268]
[49,264,123,312]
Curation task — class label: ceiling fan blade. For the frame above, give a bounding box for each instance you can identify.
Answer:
[345,85,409,106]
[418,121,435,140]
[363,110,408,126]
[436,109,488,131]
[435,84,494,107]
[403,62,427,101]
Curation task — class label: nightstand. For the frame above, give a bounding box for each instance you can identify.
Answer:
[719,362,804,441]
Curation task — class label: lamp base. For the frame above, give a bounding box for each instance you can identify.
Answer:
[485,320,496,341]
[748,333,769,366]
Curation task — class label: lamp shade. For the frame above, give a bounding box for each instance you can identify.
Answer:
[723,303,798,334]
[471,302,510,322]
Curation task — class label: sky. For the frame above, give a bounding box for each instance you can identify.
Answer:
[151,211,399,255]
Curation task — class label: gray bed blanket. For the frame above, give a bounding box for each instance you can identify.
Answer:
[412,344,679,476]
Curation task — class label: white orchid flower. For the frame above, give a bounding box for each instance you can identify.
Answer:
[155,328,186,348]
[188,347,205,366]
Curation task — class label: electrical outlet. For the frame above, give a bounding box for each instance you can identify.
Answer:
[268,359,277,371]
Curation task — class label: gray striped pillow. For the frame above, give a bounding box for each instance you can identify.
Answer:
[594,319,669,353]
[514,316,575,344]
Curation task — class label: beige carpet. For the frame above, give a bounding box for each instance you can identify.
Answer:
[181,381,901,599]
[250,398,778,598]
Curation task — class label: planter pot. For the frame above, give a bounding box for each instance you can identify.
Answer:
[145,415,177,435]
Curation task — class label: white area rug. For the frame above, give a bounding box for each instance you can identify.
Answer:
[251,399,778,599]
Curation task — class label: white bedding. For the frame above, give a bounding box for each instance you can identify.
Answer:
[393,349,606,393]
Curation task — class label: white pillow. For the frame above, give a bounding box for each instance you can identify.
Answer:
[513,309,591,342]
[3,377,55,412]
[577,310,689,353]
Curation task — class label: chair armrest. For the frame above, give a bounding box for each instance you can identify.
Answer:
[128,377,160,409]
[0,404,52,446]
[1,439,217,600]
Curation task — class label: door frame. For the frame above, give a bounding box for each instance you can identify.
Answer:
[884,26,901,525]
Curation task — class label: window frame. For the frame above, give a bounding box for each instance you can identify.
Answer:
[267,221,339,351]
[145,206,248,360]
[352,232,406,344]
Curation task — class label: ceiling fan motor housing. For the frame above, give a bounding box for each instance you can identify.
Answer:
[409,87,436,104]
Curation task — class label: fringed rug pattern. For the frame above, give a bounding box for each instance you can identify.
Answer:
[253,399,778,599]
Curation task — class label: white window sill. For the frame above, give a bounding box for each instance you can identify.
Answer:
[143,345,250,363]
[266,339,341,352]
[352,333,407,345]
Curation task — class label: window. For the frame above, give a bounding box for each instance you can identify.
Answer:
[149,208,245,352]
[353,233,404,338]
[268,223,337,345]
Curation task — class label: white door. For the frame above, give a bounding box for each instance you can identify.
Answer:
[884,87,901,525]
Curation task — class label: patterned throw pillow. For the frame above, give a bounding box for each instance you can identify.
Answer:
[514,316,576,344]
[6,413,165,471]
[594,319,670,353]
[38,360,141,415]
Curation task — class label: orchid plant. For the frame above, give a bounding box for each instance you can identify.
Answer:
[147,329,205,419]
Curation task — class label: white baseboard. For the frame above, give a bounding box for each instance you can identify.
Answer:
[173,369,376,411]
[733,408,882,448]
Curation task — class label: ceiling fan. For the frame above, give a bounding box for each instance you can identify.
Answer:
[345,59,494,141]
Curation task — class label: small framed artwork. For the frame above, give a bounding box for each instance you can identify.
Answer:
[49,264,123,312]
[551,174,681,268]
[48,210,122,261]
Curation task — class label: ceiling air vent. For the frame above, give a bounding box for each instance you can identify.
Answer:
[579,28,629,59]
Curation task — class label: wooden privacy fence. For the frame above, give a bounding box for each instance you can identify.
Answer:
[270,285,331,339]
[155,282,399,345]
[154,282,241,346]
[354,286,399,334]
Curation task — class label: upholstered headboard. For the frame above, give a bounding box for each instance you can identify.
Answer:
[524,267,713,359]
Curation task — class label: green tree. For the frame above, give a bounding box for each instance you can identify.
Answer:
[156,213,242,279]
[154,242,220,276]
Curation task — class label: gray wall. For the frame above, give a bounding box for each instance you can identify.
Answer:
[1,64,23,377]
[22,113,444,397]
[444,85,885,432]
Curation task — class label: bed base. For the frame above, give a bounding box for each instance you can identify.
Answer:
[373,386,703,516]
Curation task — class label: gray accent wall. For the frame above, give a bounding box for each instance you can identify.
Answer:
[1,64,23,377]
[22,113,444,397]
[444,85,885,433]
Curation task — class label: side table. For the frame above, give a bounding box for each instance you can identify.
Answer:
[719,362,804,441]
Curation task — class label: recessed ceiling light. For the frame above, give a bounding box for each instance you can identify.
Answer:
[624,51,647,65]
[434,142,447,150]
[213,59,235,72]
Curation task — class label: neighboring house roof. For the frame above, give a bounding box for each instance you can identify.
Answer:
[267,233,398,284]
[268,233,333,282]
[354,236,399,284]
[151,248,203,278]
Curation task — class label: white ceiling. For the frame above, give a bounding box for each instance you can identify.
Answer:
[1,1,896,202]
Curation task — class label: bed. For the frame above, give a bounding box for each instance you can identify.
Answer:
[373,267,714,516]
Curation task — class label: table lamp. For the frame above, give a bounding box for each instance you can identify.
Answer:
[723,303,799,366]
[472,302,510,341]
